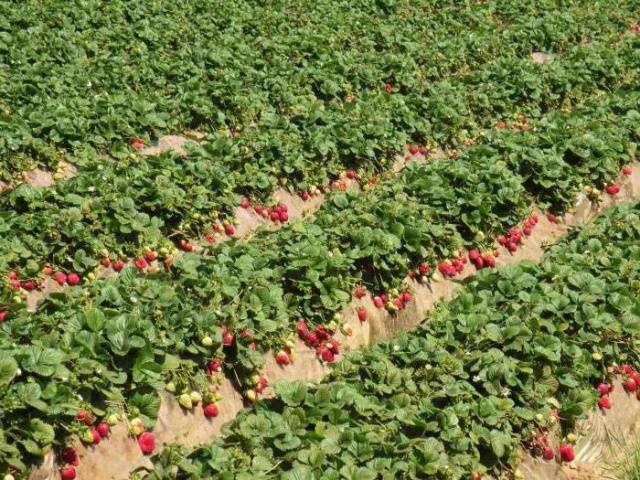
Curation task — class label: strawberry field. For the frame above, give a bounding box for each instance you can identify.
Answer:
[0,1,639,479]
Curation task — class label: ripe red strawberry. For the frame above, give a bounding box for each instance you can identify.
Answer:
[559,444,575,462]
[597,383,610,396]
[138,432,155,454]
[408,145,419,155]
[418,262,430,274]
[523,226,532,236]
[53,272,67,285]
[542,446,555,460]
[144,251,157,262]
[225,224,235,236]
[61,448,78,465]
[354,286,366,298]
[357,308,367,322]
[622,165,633,176]
[208,358,223,373]
[0,311,6,322]
[373,296,384,308]
[134,257,147,270]
[305,331,319,346]
[485,256,496,268]
[113,259,125,272]
[96,422,110,438]
[468,249,481,261]
[240,197,250,209]
[277,202,288,212]
[320,348,335,363]
[401,292,412,303]
[346,170,356,179]
[222,331,234,347]
[598,396,612,410]
[606,184,620,195]
[90,429,101,444]
[76,410,92,424]
[60,466,76,480]
[67,273,80,286]
[101,258,111,268]
[131,138,144,150]
[203,403,219,418]
[279,211,289,222]
[21,280,35,291]
[506,242,517,253]
[275,350,290,365]
[546,212,557,223]
[384,82,393,93]
[473,257,484,270]
[622,364,634,375]
[624,377,637,392]
[256,376,268,393]
[329,339,340,354]
[179,240,193,252]
[301,192,310,201]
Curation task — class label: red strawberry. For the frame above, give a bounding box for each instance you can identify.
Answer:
[134,258,147,270]
[240,197,250,209]
[606,184,620,195]
[61,448,78,465]
[506,242,517,253]
[96,422,110,438]
[53,272,67,285]
[357,308,367,322]
[76,410,92,424]
[408,145,419,155]
[624,377,637,392]
[546,212,557,223]
[384,82,393,93]
[21,280,35,291]
[622,364,634,375]
[0,311,6,322]
[418,262,430,274]
[203,403,219,418]
[113,259,125,272]
[301,192,310,201]
[208,358,223,373]
[354,286,366,298]
[275,350,290,365]
[320,348,335,363]
[101,258,111,268]
[559,444,575,462]
[623,165,633,176]
[144,251,157,262]
[346,170,356,179]
[138,432,155,454]
[438,262,451,275]
[279,211,289,222]
[597,383,610,396]
[90,429,101,444]
[131,138,144,150]
[373,296,384,308]
[401,292,412,303]
[468,249,481,261]
[542,446,555,460]
[523,226,532,236]
[225,224,235,236]
[256,376,268,393]
[305,332,319,347]
[598,396,612,410]
[277,202,288,213]
[222,331,234,347]
[329,339,340,354]
[67,273,80,286]
[179,240,193,252]
[60,466,76,480]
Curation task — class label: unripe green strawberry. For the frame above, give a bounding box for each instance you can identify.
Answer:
[201,336,213,347]
[179,393,193,409]
[130,407,140,417]
[250,374,261,386]
[244,389,257,403]
[107,414,119,426]
[165,382,176,393]
[81,429,94,444]
[566,433,577,444]
[189,391,202,404]
[129,418,145,436]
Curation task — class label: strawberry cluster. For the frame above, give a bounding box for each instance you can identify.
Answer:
[296,320,340,363]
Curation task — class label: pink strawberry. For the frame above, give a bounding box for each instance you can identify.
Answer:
[373,296,384,308]
[53,272,67,285]
[240,197,250,209]
[203,403,219,418]
[131,138,144,150]
[622,165,633,176]
[222,330,234,347]
[138,432,155,454]
[468,249,481,261]
[357,308,367,322]
[597,383,610,396]
[275,350,290,365]
[0,311,6,322]
[67,273,80,286]
[144,251,157,262]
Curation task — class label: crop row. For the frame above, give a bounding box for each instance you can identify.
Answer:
[140,201,640,480]
[0,30,638,283]
[0,80,637,474]
[0,0,637,182]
